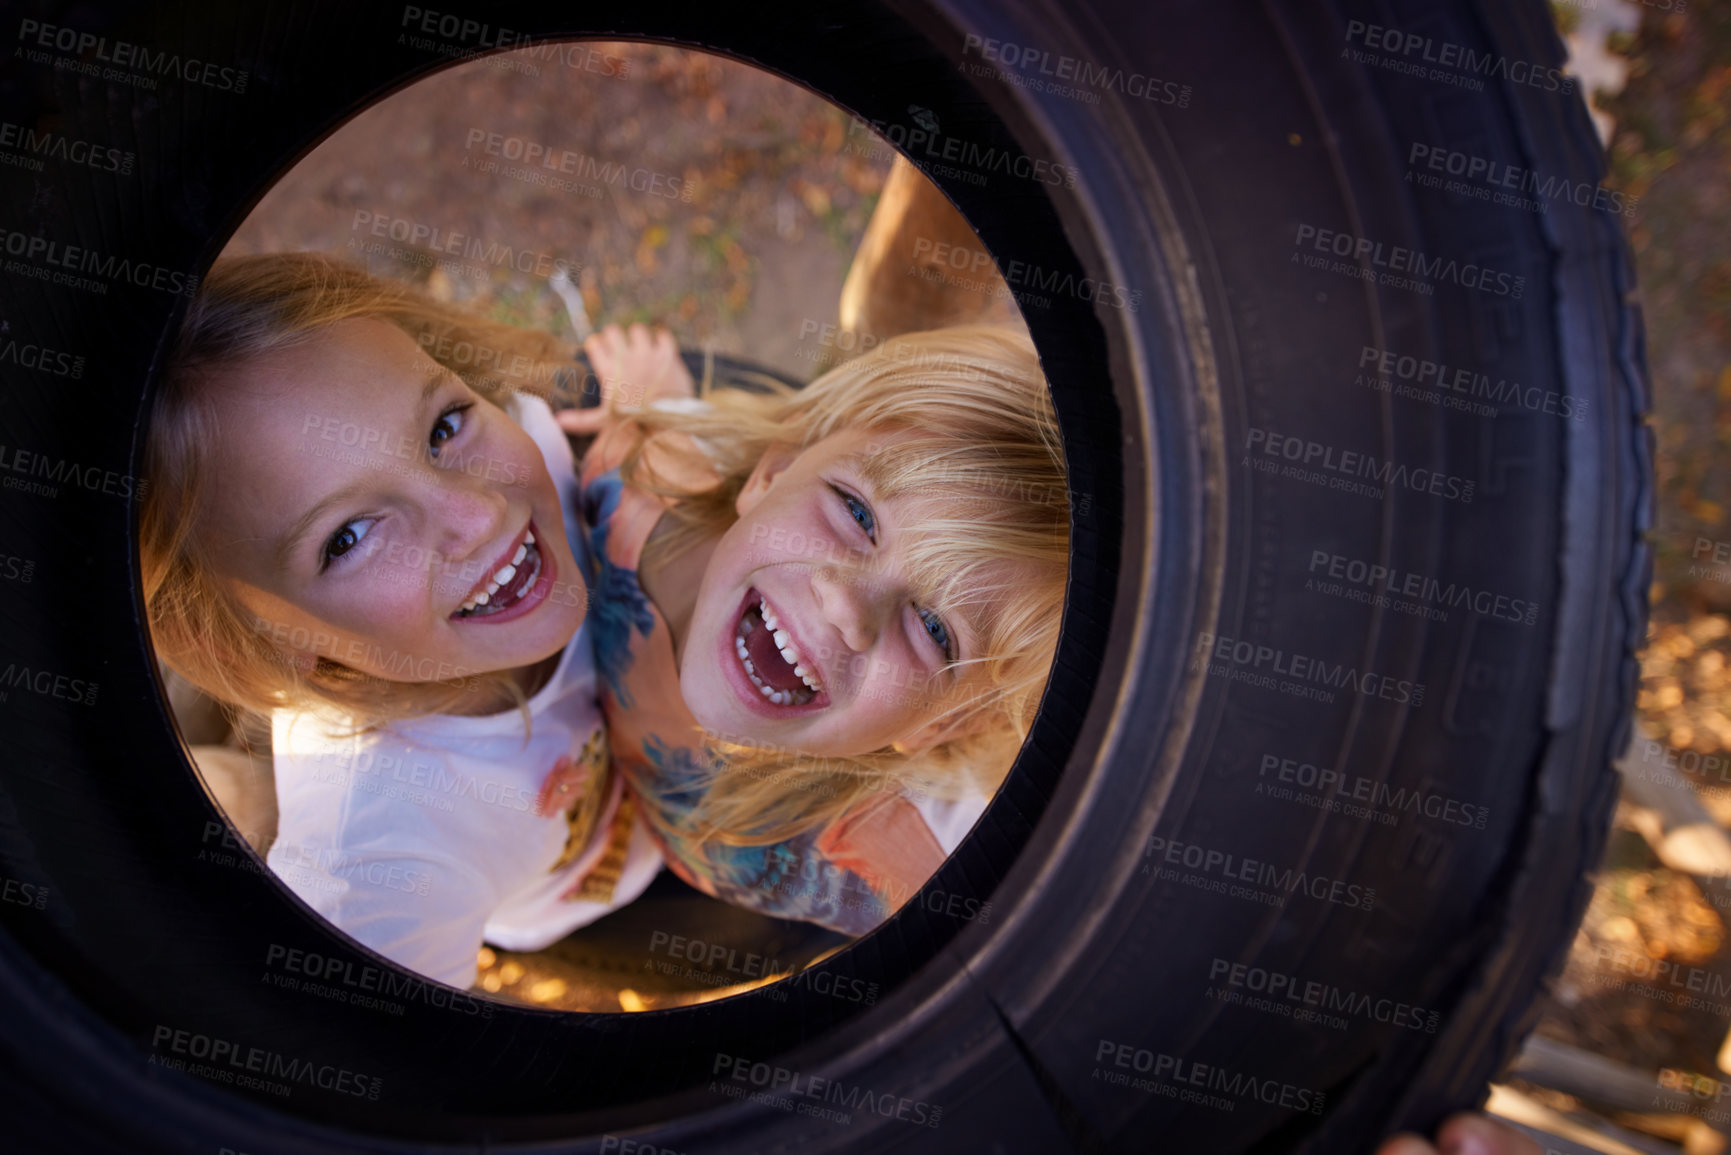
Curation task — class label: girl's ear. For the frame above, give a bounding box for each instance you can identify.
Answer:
[735,442,800,517]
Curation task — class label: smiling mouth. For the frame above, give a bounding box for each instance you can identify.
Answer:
[734,590,824,707]
[453,529,542,619]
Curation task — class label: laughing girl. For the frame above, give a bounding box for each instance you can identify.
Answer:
[143,254,665,988]
[561,323,1069,933]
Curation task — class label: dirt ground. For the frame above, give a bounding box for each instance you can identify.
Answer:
[224,41,890,382]
[1520,0,1731,1138]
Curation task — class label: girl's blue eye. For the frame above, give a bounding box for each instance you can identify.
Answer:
[919,607,955,662]
[429,404,470,458]
[831,484,876,542]
[322,519,373,569]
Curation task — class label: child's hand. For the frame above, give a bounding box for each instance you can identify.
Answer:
[558,323,696,435]
[1376,1113,1541,1155]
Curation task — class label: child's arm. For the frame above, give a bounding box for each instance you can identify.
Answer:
[557,323,697,438]
[812,793,948,910]
[626,737,896,935]
[627,736,965,935]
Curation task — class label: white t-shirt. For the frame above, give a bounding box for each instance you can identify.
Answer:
[912,793,990,857]
[266,394,662,989]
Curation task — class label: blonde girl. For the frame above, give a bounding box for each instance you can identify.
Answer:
[144,253,665,989]
[559,322,1069,933]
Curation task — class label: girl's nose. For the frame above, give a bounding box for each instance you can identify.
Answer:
[428,473,509,563]
[811,565,881,653]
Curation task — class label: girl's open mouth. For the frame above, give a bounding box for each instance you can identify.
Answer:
[734,588,824,707]
[452,526,544,620]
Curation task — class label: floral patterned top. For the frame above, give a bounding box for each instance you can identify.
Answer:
[574,416,986,935]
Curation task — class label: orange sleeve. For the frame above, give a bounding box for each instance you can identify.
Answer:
[814,793,946,908]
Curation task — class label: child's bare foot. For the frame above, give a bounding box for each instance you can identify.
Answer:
[1376,1113,1542,1155]
[558,323,696,434]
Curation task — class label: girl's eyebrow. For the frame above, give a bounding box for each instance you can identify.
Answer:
[421,366,462,399]
[275,478,371,569]
[272,371,455,568]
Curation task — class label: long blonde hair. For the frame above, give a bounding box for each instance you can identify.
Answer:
[142,252,577,728]
[618,325,1070,845]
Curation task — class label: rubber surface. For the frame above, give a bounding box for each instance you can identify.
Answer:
[0,0,1650,1151]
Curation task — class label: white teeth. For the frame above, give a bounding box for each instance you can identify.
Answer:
[733,594,826,702]
[754,598,825,692]
[455,536,539,617]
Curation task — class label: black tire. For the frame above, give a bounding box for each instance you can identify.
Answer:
[0,0,1649,1152]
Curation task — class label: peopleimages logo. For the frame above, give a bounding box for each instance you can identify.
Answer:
[16,18,249,93]
[150,1025,381,1100]
[1256,754,1489,829]
[1293,223,1525,299]
[1358,345,1586,422]
[1093,1039,1327,1114]
[0,121,134,174]
[1192,631,1425,707]
[348,211,580,280]
[1245,427,1475,505]
[1144,835,1376,911]
[1307,548,1540,627]
[0,229,199,297]
[910,237,1142,312]
[711,1054,943,1128]
[264,944,492,1016]
[845,110,1077,188]
[0,444,147,502]
[0,334,85,379]
[1407,143,1637,218]
[462,129,692,201]
[1343,20,1573,95]
[1206,958,1440,1033]
[959,34,1192,108]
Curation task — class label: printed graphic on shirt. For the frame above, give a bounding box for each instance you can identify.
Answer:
[539,727,612,872]
[562,790,637,905]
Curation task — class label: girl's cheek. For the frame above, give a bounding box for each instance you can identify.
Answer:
[493,426,550,492]
[451,425,537,490]
[357,581,425,624]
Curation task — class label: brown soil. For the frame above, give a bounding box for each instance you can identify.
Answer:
[1527,0,1731,1128]
[223,41,891,382]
